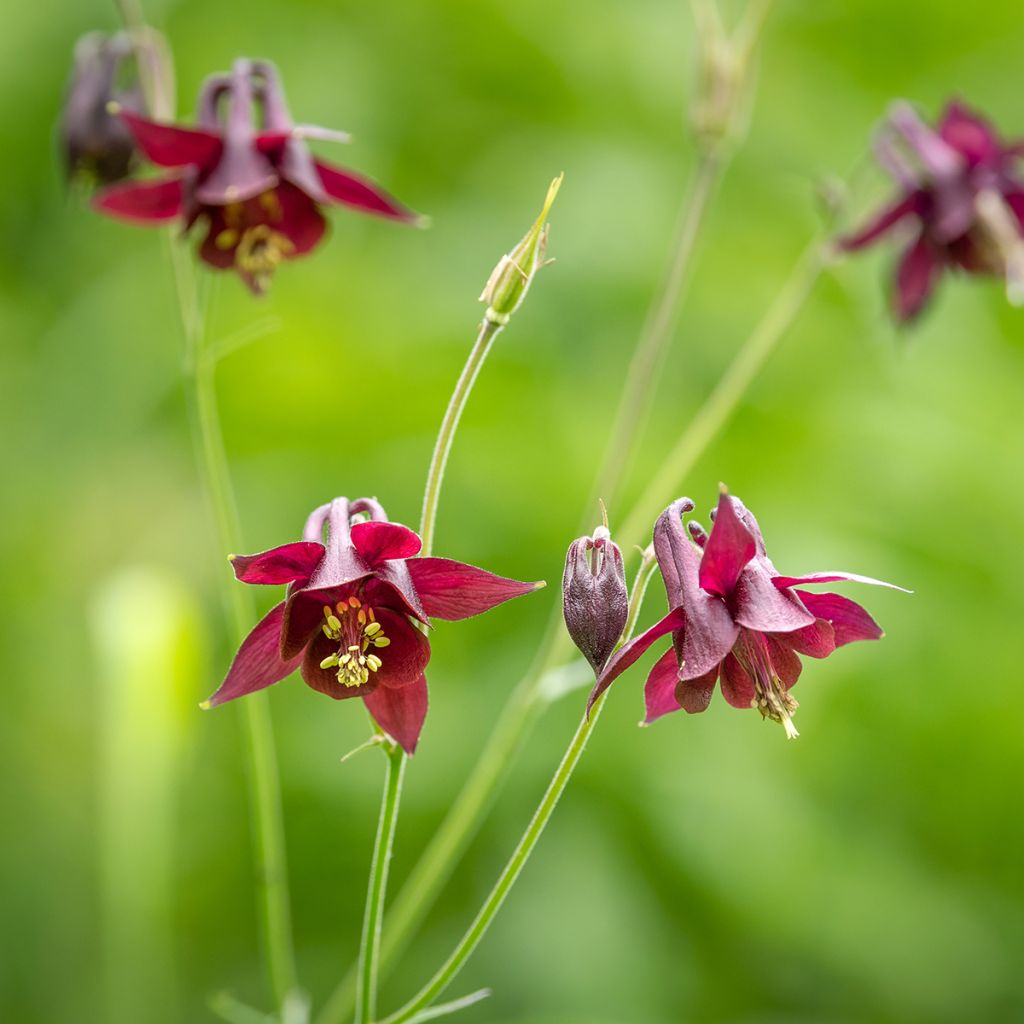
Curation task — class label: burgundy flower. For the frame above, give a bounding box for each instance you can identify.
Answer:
[840,100,1024,321]
[94,58,419,293]
[588,493,903,738]
[203,497,543,753]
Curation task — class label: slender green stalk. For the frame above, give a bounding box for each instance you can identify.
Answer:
[419,319,504,556]
[179,267,300,1011]
[378,695,607,1024]
[619,239,830,549]
[356,745,407,1024]
[589,152,721,511]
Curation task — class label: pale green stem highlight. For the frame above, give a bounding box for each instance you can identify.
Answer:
[355,745,407,1024]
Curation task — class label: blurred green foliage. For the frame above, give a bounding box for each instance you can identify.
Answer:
[2,1,1023,1022]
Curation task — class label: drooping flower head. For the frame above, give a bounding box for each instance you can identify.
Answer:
[840,100,1024,321]
[562,523,628,675]
[204,496,543,753]
[589,491,904,737]
[94,58,419,293]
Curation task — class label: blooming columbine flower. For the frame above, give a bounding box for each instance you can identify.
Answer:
[840,100,1024,321]
[203,496,543,753]
[94,58,418,293]
[588,492,903,738]
[562,524,628,674]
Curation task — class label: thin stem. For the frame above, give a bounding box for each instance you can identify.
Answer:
[180,266,299,1011]
[378,696,607,1024]
[619,239,830,550]
[590,152,722,511]
[419,319,503,557]
[356,745,407,1024]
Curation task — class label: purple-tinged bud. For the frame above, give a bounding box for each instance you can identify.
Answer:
[562,525,628,675]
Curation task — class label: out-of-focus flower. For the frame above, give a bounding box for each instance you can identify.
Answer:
[588,492,904,738]
[840,100,1024,321]
[60,31,147,186]
[94,58,419,293]
[203,497,543,753]
[562,524,628,674]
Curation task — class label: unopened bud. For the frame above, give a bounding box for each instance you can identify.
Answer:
[480,174,562,326]
[562,525,628,675]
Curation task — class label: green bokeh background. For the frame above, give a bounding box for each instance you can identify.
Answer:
[3,1,1023,1021]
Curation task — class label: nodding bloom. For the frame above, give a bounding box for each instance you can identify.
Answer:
[94,58,419,293]
[588,492,904,738]
[562,524,628,674]
[203,497,543,753]
[840,100,1024,321]
[60,31,148,186]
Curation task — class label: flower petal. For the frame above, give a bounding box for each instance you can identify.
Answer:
[364,674,428,754]
[782,618,836,659]
[372,609,432,689]
[315,159,418,221]
[795,591,884,646]
[894,234,941,322]
[772,571,909,591]
[203,602,300,707]
[765,636,803,689]
[699,492,756,597]
[938,101,1004,167]
[643,648,683,723]
[733,560,815,634]
[350,521,422,565]
[94,176,184,223]
[230,541,325,585]
[720,653,756,709]
[587,607,687,714]
[120,111,222,168]
[272,183,328,255]
[838,193,921,250]
[406,557,542,620]
[677,666,719,714]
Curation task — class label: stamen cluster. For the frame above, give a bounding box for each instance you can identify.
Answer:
[318,597,391,688]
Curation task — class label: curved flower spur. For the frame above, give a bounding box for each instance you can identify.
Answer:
[203,497,544,753]
[94,58,420,292]
[588,491,907,737]
[840,100,1024,321]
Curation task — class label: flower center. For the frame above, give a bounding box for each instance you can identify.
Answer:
[212,193,295,291]
[734,630,800,739]
[318,596,391,688]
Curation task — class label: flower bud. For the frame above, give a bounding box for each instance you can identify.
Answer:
[479,174,562,326]
[562,525,628,675]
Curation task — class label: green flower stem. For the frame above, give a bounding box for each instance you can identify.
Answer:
[178,260,300,1012]
[377,695,607,1024]
[419,318,504,557]
[619,238,831,550]
[355,744,407,1024]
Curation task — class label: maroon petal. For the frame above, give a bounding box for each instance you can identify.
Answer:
[772,571,908,591]
[765,636,803,689]
[1005,191,1024,231]
[315,159,418,221]
[351,520,422,565]
[796,591,883,646]
[272,182,328,255]
[230,542,325,585]
[94,176,184,223]
[301,631,374,700]
[938,101,1003,167]
[587,607,687,714]
[643,649,683,723]
[364,674,428,754]
[677,665,719,715]
[406,557,542,620]
[372,609,432,689]
[894,234,940,322]
[120,111,222,168]
[733,560,815,634]
[720,653,756,709]
[838,193,921,250]
[783,618,836,659]
[203,602,300,707]
[699,493,756,597]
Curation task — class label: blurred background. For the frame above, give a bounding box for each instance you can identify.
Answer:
[3,0,1023,1021]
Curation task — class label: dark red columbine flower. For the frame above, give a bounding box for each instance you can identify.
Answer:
[840,100,1024,321]
[588,492,903,738]
[562,525,628,675]
[203,497,543,753]
[94,58,419,293]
